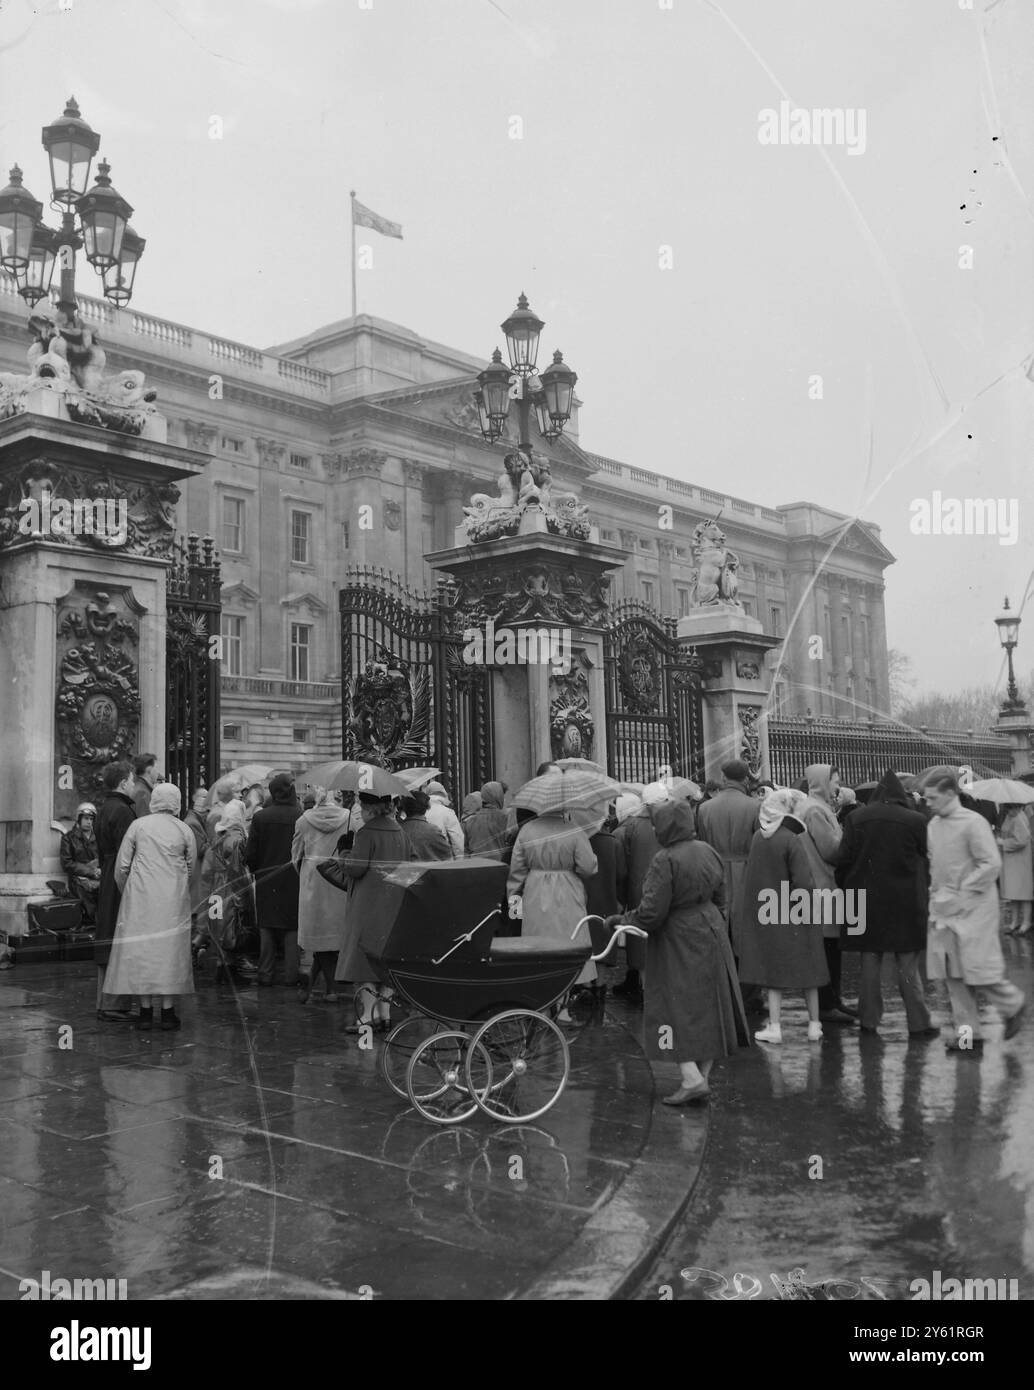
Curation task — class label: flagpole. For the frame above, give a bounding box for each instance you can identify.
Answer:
[350,190,357,318]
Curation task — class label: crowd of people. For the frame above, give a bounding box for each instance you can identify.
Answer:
[76,751,1028,1106]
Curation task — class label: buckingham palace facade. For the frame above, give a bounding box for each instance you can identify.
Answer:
[0,279,894,774]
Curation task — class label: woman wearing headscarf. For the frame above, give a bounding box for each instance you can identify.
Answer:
[105,783,197,1032]
[198,798,252,985]
[610,782,669,1002]
[835,770,936,1036]
[604,799,750,1104]
[997,804,1033,935]
[463,781,512,861]
[506,803,598,1020]
[800,763,855,1024]
[736,787,825,1044]
[460,790,483,828]
[292,788,351,1002]
[321,793,413,1030]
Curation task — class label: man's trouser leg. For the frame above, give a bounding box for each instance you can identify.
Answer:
[858,951,883,1029]
[945,976,982,1039]
[894,951,931,1032]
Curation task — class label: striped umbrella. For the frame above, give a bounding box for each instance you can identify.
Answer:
[514,768,620,815]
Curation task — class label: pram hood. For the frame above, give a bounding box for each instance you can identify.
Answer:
[359,857,508,962]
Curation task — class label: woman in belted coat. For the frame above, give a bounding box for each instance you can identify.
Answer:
[321,794,412,1030]
[605,799,750,1106]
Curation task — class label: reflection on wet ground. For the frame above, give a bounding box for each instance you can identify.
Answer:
[0,963,660,1300]
[637,942,1034,1300]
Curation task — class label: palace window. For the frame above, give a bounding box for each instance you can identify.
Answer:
[220,615,243,675]
[290,623,311,682]
[221,435,244,454]
[289,453,311,471]
[641,580,655,605]
[222,496,245,552]
[677,587,691,617]
[223,723,242,741]
[290,509,312,565]
[769,605,784,637]
[293,727,309,743]
[741,598,753,618]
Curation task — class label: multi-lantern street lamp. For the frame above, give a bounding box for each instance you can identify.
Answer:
[0,97,144,316]
[474,293,578,453]
[995,596,1027,715]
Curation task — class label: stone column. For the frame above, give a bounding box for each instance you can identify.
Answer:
[869,582,891,714]
[849,580,867,716]
[785,564,821,715]
[256,438,285,671]
[619,529,638,602]
[0,413,206,938]
[827,577,846,711]
[402,460,425,586]
[657,539,674,613]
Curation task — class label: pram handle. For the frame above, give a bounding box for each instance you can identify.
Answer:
[430,908,501,966]
[572,914,649,963]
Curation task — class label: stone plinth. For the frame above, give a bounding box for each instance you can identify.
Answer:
[994,707,1034,778]
[678,610,782,781]
[427,533,627,787]
[0,415,208,938]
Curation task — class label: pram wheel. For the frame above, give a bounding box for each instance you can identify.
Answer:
[380,1016,445,1099]
[406,1031,489,1125]
[465,1010,570,1123]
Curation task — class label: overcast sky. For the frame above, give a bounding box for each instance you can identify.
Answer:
[2,0,1032,707]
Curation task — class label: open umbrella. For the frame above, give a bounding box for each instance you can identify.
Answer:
[967,778,1034,805]
[666,777,703,802]
[392,766,442,792]
[554,758,606,773]
[514,768,620,815]
[208,764,280,806]
[302,760,409,798]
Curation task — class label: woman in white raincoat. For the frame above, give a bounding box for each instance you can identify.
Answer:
[925,774,1026,1050]
[292,787,351,1002]
[105,782,196,1032]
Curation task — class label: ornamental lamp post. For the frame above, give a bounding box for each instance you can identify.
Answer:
[0,97,144,320]
[473,293,578,459]
[995,596,1027,715]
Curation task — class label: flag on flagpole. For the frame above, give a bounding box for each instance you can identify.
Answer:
[352,198,403,240]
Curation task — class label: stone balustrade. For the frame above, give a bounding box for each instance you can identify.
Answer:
[584,450,786,526]
[221,674,339,699]
[0,273,330,399]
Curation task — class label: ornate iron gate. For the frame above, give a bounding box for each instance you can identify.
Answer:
[603,601,704,785]
[165,533,221,801]
[340,566,493,797]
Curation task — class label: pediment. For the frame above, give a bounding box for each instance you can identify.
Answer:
[815,519,895,566]
[220,582,261,606]
[281,590,328,614]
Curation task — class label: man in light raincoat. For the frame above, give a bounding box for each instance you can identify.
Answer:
[926,772,1026,1052]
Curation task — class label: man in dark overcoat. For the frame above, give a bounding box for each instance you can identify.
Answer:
[94,760,137,1020]
[835,769,937,1037]
[246,772,304,985]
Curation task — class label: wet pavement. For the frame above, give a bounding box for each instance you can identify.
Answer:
[635,938,1034,1301]
[4,941,1031,1301]
[0,959,698,1301]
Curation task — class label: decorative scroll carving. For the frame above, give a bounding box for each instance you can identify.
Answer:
[183,420,218,452]
[55,587,142,817]
[346,646,431,767]
[739,704,763,778]
[324,448,388,480]
[402,460,425,488]
[550,662,595,760]
[383,499,402,531]
[617,632,663,714]
[0,462,179,558]
[451,560,612,629]
[255,438,287,467]
[441,398,482,433]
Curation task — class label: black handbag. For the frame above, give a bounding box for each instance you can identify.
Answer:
[317,856,350,893]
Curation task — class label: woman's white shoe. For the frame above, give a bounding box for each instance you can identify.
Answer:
[754,1023,782,1044]
[807,1022,823,1042]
